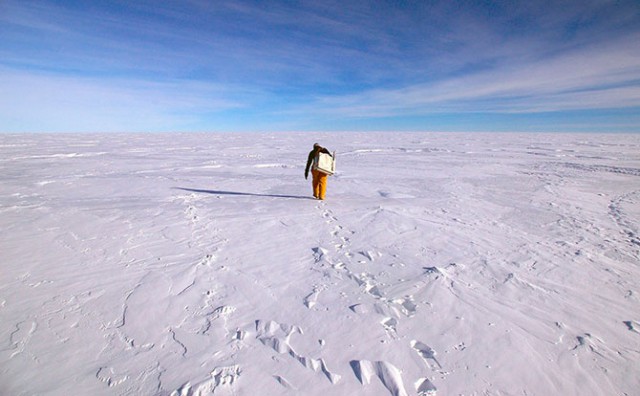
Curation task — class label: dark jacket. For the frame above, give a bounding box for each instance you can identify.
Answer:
[305,147,331,179]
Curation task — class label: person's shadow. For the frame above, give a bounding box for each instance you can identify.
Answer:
[174,187,313,200]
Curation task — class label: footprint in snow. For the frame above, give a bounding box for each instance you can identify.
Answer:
[303,285,326,309]
[381,317,398,339]
[411,340,442,369]
[393,296,418,317]
[312,247,328,263]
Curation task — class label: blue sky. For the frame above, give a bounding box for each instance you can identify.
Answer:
[1,0,639,133]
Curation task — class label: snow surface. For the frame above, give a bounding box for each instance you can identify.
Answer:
[1,132,639,396]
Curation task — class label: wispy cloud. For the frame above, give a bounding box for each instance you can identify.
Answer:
[305,8,640,117]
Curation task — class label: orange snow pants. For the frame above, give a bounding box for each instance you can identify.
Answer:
[312,170,328,200]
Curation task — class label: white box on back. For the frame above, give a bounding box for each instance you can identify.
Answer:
[314,151,335,175]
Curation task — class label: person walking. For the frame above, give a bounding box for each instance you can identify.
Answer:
[305,143,333,200]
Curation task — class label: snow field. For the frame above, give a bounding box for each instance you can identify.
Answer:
[1,132,639,395]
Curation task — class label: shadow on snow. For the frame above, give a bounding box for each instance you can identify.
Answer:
[174,187,313,200]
